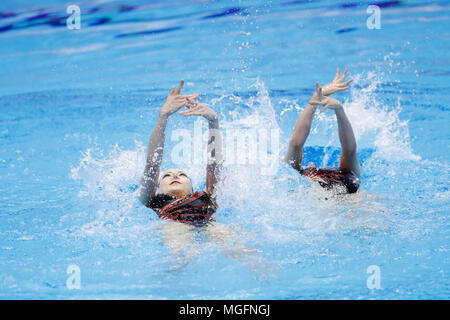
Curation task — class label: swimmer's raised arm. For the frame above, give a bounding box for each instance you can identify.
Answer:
[180,101,223,196]
[284,84,321,172]
[318,90,361,178]
[315,68,359,176]
[138,80,200,206]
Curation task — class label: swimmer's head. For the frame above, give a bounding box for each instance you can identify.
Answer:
[158,168,193,197]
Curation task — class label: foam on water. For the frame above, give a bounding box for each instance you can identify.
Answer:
[68,142,152,244]
[347,70,420,162]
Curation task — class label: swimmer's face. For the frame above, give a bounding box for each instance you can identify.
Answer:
[159,168,193,197]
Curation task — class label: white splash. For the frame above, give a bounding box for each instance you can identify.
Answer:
[346,71,420,162]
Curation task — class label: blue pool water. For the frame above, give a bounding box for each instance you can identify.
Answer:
[0,0,449,299]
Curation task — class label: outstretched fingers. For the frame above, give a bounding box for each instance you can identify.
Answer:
[343,79,352,86]
[334,67,340,81]
[339,68,348,81]
[335,78,352,92]
[175,80,184,95]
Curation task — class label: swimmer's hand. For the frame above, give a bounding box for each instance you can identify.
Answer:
[309,82,343,113]
[180,101,218,123]
[320,68,352,96]
[159,80,200,118]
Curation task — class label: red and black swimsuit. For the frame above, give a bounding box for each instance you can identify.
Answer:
[300,167,360,194]
[148,191,217,225]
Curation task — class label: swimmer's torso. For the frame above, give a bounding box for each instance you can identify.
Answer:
[300,167,360,193]
[148,191,217,225]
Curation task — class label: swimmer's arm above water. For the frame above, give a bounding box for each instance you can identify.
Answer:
[180,101,223,196]
[138,81,199,206]
[315,85,361,177]
[284,89,319,172]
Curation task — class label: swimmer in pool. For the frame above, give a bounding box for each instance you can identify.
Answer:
[285,68,361,194]
[137,81,269,273]
[138,80,223,225]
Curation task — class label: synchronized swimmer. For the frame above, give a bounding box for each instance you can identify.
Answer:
[138,80,223,226]
[137,82,268,270]
[285,68,361,194]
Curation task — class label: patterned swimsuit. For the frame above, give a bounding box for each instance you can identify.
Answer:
[300,167,360,194]
[148,191,217,225]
